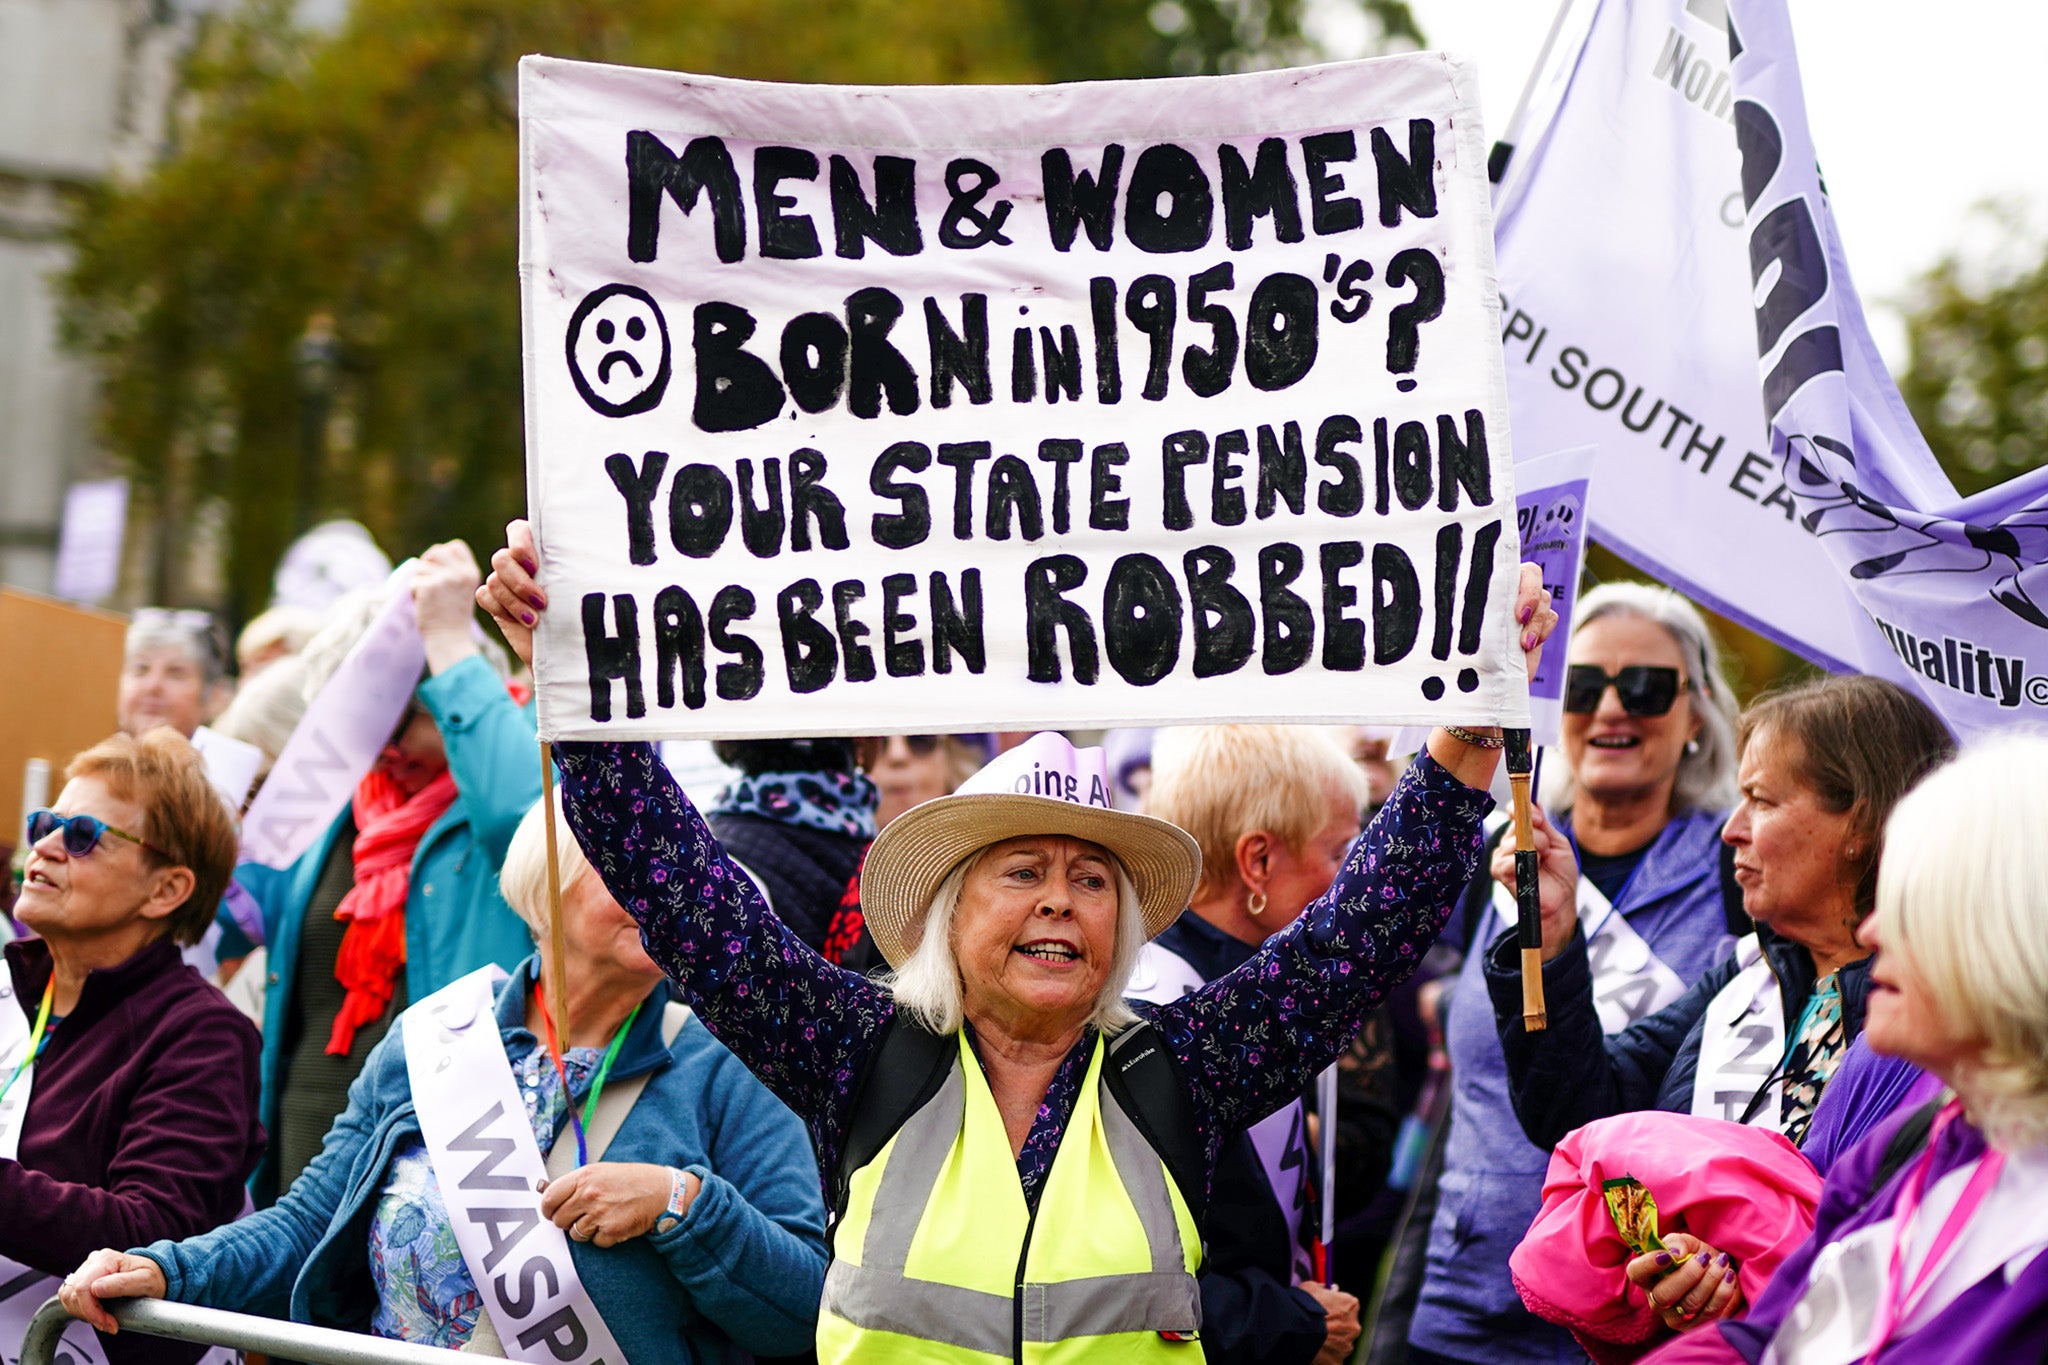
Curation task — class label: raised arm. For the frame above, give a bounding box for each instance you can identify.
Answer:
[1151,748,1493,1147]
[552,740,892,1124]
[1481,931,1731,1147]
[1148,565,1554,1150]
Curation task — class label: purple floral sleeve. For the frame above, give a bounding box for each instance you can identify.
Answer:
[553,740,891,1176]
[1150,752,1492,1158]
[556,739,1489,1206]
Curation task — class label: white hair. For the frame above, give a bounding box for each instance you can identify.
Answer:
[498,789,594,942]
[888,846,1146,1037]
[1877,734,2048,1151]
[209,654,311,779]
[1546,581,1741,814]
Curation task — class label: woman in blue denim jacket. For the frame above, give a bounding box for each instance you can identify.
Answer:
[63,794,830,1365]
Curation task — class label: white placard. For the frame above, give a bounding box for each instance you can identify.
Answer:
[520,54,1528,740]
[191,726,266,813]
[51,478,129,606]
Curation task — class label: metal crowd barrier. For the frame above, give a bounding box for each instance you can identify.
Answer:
[22,1297,472,1365]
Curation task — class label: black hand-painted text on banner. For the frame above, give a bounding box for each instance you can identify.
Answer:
[519,53,1528,739]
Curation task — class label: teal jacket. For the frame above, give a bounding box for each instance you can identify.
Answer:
[222,654,540,1203]
[139,958,829,1364]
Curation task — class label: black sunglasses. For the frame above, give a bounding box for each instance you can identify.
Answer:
[26,809,171,860]
[1563,665,1685,717]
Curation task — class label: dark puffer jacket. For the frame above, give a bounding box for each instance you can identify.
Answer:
[1481,923,1871,1150]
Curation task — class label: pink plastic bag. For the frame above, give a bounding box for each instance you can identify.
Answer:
[1510,1111,1823,1364]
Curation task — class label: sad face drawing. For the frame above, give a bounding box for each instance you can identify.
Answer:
[567,284,671,417]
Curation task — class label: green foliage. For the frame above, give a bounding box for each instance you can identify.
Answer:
[1898,209,2048,498]
[60,0,1422,617]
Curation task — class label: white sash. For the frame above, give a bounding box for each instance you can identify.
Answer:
[405,968,629,1365]
[0,973,33,1161]
[1763,1150,2048,1365]
[1128,941,1312,1276]
[1690,934,1790,1129]
[0,978,234,1365]
[1489,869,1688,1035]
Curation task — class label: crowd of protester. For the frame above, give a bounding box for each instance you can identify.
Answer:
[2,524,2043,1365]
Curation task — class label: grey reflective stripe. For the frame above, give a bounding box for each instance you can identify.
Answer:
[1099,1082,1187,1275]
[822,1258,1014,1357]
[1022,1270,1202,1341]
[860,1060,966,1271]
[825,1034,1202,1354]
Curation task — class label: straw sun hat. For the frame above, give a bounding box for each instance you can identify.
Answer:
[860,731,1202,968]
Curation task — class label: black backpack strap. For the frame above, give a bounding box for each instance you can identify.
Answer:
[832,1012,956,1223]
[1719,840,1756,937]
[1864,1094,1948,1203]
[1102,1020,1210,1236]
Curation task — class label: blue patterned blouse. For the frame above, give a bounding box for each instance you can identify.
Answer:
[555,740,1489,1207]
[367,1041,603,1345]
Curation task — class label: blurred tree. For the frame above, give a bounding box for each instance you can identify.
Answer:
[1898,206,2048,499]
[60,0,1423,619]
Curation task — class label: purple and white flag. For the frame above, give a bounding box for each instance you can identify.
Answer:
[1495,0,2048,739]
[1725,0,2048,739]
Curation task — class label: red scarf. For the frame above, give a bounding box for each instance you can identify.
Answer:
[326,767,459,1055]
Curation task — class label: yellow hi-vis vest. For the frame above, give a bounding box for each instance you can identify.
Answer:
[818,1029,1204,1364]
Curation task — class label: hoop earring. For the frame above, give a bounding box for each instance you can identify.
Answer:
[1246,891,1268,917]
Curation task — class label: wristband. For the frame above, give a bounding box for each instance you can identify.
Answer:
[655,1167,693,1234]
[1444,725,1506,750]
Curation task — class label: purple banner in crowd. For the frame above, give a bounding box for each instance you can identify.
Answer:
[239,564,422,869]
[1515,445,1595,745]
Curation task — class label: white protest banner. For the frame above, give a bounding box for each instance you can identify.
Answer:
[239,563,422,868]
[1722,0,2048,740]
[1490,0,1865,670]
[1513,444,1595,746]
[520,55,1529,740]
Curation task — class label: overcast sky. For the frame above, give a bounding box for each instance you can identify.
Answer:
[1325,0,2048,373]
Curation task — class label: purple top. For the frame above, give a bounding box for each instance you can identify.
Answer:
[2,935,263,1365]
[555,740,1490,1205]
[1643,1105,2048,1364]
[1800,1036,1943,1176]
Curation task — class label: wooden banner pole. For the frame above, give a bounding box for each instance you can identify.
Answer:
[1506,728,1547,1032]
[540,741,571,1043]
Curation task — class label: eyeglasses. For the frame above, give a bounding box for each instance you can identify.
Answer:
[25,809,171,860]
[1563,665,1685,717]
[898,735,942,756]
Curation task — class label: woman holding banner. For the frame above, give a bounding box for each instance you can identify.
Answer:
[220,539,543,1205]
[4,729,258,1365]
[60,789,829,1365]
[1485,675,1951,1332]
[462,520,1556,1363]
[1408,582,1743,1365]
